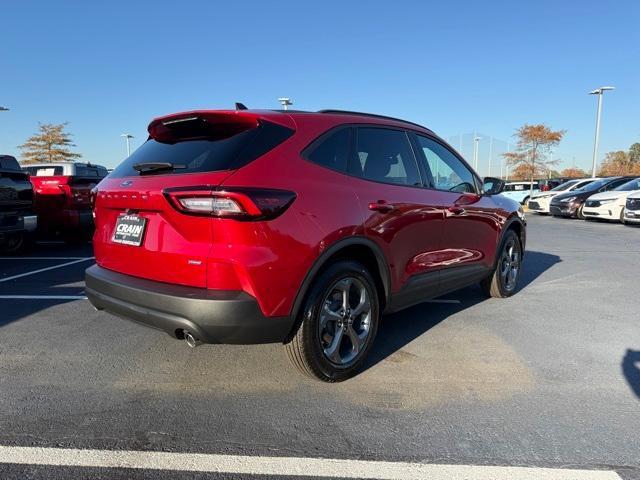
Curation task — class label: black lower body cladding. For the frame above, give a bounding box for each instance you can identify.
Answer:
[85,265,293,344]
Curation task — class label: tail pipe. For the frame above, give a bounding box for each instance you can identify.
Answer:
[184,331,202,348]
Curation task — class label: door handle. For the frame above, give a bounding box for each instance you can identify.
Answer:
[369,201,395,213]
[448,206,466,215]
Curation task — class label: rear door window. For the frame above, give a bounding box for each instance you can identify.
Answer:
[351,127,421,186]
[110,121,293,178]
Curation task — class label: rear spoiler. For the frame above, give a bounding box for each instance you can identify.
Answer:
[147,110,294,143]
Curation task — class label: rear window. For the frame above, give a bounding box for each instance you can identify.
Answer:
[23,166,64,176]
[505,183,536,192]
[75,165,108,178]
[110,121,293,178]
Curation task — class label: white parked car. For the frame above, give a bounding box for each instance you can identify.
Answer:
[623,190,640,225]
[582,177,640,222]
[500,181,540,205]
[527,178,597,214]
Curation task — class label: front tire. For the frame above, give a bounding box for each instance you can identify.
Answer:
[285,260,380,382]
[481,230,522,298]
[576,204,586,220]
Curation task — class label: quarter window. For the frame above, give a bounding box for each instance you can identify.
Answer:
[306,128,350,172]
[351,127,420,186]
[415,135,477,193]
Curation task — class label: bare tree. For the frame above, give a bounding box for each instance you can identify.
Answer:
[19,123,81,164]
[503,124,565,197]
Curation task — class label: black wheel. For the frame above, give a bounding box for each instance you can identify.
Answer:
[481,230,522,298]
[0,232,33,255]
[285,260,380,382]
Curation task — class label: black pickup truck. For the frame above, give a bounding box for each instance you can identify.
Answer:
[0,155,37,253]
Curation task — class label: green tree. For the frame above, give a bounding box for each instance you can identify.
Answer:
[19,123,81,164]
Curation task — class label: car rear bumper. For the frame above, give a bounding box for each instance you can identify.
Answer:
[0,214,37,236]
[85,264,293,345]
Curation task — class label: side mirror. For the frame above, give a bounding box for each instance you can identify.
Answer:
[483,177,505,195]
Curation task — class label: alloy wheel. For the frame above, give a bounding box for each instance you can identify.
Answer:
[318,277,372,366]
[500,238,521,292]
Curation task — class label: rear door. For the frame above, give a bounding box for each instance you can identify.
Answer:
[93,112,294,288]
[348,126,444,299]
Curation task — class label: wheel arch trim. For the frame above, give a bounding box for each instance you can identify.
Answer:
[288,236,391,326]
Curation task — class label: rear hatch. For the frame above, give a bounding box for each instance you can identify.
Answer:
[93,110,294,288]
[30,174,102,211]
[0,156,34,231]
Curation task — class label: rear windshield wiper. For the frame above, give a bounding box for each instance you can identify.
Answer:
[132,162,186,175]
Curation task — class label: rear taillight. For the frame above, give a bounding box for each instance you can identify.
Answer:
[163,187,296,220]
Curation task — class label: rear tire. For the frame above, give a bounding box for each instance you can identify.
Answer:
[0,232,34,255]
[481,230,522,298]
[285,260,380,382]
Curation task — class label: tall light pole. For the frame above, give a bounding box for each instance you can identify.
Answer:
[473,135,481,172]
[589,86,614,178]
[121,133,134,157]
[278,97,293,110]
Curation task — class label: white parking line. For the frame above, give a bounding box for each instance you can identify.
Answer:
[0,257,94,283]
[0,295,87,300]
[0,446,622,479]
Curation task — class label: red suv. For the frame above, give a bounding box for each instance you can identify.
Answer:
[24,162,108,242]
[86,108,526,381]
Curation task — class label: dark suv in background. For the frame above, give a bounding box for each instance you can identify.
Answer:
[86,108,526,381]
[0,155,37,253]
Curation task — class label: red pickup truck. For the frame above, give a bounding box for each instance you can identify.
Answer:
[23,162,108,242]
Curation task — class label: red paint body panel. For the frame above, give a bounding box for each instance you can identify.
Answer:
[29,175,100,233]
[92,110,522,320]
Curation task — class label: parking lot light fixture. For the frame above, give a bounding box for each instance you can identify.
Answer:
[473,136,482,171]
[121,133,134,157]
[278,97,293,110]
[589,86,615,178]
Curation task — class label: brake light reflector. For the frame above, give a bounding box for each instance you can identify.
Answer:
[163,187,296,220]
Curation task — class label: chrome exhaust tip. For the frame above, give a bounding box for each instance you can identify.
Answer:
[184,331,202,348]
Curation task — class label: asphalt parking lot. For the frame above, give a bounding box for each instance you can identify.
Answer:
[0,215,639,479]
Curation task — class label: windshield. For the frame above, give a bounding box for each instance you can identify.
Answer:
[551,180,579,191]
[573,178,612,193]
[613,178,640,191]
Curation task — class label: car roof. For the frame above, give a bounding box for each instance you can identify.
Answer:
[23,162,104,167]
[152,108,435,135]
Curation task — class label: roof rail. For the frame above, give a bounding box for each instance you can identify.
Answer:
[317,109,432,132]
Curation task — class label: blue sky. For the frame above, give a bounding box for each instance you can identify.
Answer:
[1,0,638,174]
